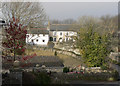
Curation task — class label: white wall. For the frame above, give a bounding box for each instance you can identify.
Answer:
[26,34,49,46]
[52,31,77,42]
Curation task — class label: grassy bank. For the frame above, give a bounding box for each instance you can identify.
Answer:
[25,49,82,68]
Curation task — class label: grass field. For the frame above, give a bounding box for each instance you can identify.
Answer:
[25,49,82,68]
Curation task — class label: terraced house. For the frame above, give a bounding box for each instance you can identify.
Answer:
[26,22,77,46]
[49,24,77,43]
[26,28,49,46]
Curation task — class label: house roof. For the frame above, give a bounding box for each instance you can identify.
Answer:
[2,56,64,69]
[24,56,64,67]
[28,28,49,34]
[50,24,74,31]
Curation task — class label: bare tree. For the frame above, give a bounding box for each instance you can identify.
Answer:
[72,16,101,32]
[77,16,100,28]
[100,15,118,34]
[62,18,76,24]
[1,2,46,28]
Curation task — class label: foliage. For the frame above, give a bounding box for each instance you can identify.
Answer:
[76,26,111,67]
[2,17,27,61]
[34,72,51,85]
[116,62,120,66]
[54,51,57,56]
[55,70,119,82]
[112,60,118,64]
[113,70,119,80]
[63,67,70,73]
[70,68,76,72]
[1,2,46,28]
[100,65,108,70]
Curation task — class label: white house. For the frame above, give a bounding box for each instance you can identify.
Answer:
[49,24,77,43]
[26,28,49,46]
[51,31,77,42]
[26,23,77,46]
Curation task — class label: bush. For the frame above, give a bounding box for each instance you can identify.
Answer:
[112,60,118,64]
[34,72,51,85]
[110,50,114,52]
[112,70,119,81]
[101,65,108,70]
[15,48,25,55]
[54,51,57,56]
[116,62,120,66]
[70,68,75,72]
[63,67,69,73]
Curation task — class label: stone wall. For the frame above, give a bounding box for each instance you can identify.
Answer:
[109,52,120,62]
[22,67,64,73]
[54,48,81,60]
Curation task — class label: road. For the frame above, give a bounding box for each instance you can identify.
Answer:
[69,80,120,86]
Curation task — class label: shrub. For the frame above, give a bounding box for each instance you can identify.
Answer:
[63,67,69,73]
[111,70,119,81]
[110,50,114,52]
[15,48,25,55]
[116,62,120,66]
[70,68,75,72]
[112,60,118,64]
[34,72,51,85]
[54,51,57,56]
[101,65,108,70]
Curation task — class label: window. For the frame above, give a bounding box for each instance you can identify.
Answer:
[0,20,5,23]
[31,39,34,42]
[49,37,53,41]
[43,40,45,42]
[66,38,68,41]
[31,39,34,45]
[54,32,56,36]
[54,38,56,42]
[36,39,38,42]
[66,32,68,36]
[60,32,62,35]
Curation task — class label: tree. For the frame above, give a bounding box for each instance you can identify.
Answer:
[73,16,100,32]
[1,2,46,28]
[100,15,118,34]
[1,2,47,61]
[2,16,27,61]
[62,18,76,24]
[76,26,111,67]
[100,15,118,52]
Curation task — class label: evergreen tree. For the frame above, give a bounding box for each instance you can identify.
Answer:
[76,26,111,67]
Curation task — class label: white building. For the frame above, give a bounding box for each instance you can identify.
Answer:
[49,24,77,43]
[26,24,77,46]
[26,28,49,46]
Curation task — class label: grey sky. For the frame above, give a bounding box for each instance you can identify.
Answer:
[42,2,118,20]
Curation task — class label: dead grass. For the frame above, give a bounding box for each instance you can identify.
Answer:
[25,49,82,68]
[25,49,54,56]
[57,54,82,67]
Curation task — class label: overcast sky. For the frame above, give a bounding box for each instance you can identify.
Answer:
[42,2,118,20]
[0,2,118,20]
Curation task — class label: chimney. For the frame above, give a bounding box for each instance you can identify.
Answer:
[47,20,50,31]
